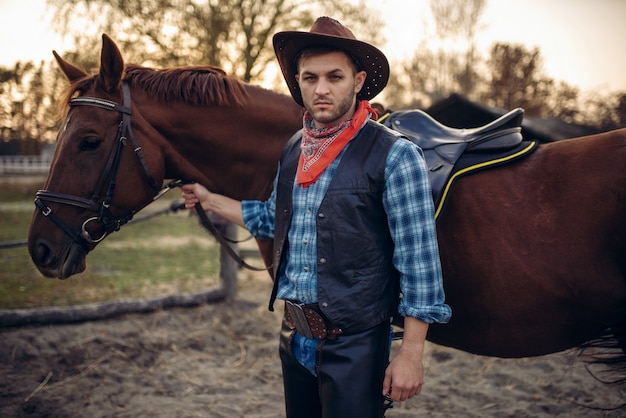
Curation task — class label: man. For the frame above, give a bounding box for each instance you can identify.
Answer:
[182,16,451,418]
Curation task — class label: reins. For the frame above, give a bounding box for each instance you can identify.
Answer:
[164,180,271,272]
[193,201,270,272]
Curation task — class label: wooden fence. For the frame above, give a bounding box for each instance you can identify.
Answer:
[0,155,51,175]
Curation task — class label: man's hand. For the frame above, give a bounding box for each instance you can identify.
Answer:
[382,317,429,401]
[181,183,245,228]
[181,183,211,210]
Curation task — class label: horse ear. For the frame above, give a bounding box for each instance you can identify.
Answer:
[53,50,88,82]
[98,33,124,93]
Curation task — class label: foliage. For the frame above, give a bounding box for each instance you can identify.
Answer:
[578,91,626,131]
[0,60,65,149]
[1,0,626,155]
[381,0,487,107]
[381,0,626,128]
[0,0,385,149]
[483,43,551,115]
[46,0,383,83]
[430,0,486,96]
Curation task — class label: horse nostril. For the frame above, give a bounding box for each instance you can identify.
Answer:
[33,239,54,267]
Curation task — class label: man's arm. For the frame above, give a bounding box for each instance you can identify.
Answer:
[380,139,451,401]
[382,316,429,401]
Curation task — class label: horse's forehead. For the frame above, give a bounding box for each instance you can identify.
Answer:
[63,105,120,132]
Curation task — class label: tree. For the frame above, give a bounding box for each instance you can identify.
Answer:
[383,44,461,110]
[47,0,383,83]
[546,81,580,124]
[430,0,486,96]
[483,43,554,116]
[579,91,626,131]
[48,0,308,80]
[383,0,486,110]
[0,0,384,152]
[0,60,62,151]
[617,93,626,127]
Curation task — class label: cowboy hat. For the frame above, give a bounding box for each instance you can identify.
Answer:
[273,16,390,107]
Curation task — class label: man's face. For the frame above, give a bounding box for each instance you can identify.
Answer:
[296,51,366,128]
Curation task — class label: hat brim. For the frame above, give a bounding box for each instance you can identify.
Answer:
[273,31,390,107]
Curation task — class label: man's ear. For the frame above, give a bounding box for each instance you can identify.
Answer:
[355,70,367,93]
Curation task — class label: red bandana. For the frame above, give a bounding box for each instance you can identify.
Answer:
[297,100,377,188]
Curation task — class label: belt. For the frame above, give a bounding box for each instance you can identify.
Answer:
[284,301,343,340]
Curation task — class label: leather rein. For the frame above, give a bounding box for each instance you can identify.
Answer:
[34,82,269,272]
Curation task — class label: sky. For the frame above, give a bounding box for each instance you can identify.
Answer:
[1,0,625,93]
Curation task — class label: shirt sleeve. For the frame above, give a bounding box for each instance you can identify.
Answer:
[241,171,278,241]
[384,138,452,324]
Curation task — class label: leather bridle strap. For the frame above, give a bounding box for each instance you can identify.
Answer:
[121,83,160,194]
[34,197,91,252]
[35,81,160,248]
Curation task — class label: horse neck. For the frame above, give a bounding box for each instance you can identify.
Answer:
[133,86,302,201]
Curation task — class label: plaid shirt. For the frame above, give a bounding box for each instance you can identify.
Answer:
[242,133,451,324]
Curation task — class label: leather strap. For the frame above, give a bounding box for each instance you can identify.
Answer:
[194,202,270,272]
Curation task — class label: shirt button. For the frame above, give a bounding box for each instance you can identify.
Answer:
[303,239,308,245]
[303,266,309,272]
[301,296,307,302]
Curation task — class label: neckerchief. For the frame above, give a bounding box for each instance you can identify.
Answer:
[297,100,377,188]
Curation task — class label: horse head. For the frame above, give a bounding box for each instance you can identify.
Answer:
[28,35,166,279]
[29,34,303,280]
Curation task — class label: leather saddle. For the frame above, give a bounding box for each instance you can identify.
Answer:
[379,108,528,213]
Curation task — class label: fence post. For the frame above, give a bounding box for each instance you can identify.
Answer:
[210,216,239,301]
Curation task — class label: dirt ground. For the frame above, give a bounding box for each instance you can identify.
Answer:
[1,270,625,418]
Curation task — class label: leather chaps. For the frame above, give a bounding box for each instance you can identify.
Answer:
[279,318,391,418]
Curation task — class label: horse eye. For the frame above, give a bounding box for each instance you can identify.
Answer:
[80,137,103,151]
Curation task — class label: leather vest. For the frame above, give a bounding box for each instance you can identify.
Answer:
[270,120,403,334]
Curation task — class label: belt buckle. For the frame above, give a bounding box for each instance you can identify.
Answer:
[285,301,314,339]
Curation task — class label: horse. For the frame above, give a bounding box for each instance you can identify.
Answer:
[28,35,626,367]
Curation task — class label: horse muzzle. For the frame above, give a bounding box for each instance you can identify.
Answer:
[28,235,88,279]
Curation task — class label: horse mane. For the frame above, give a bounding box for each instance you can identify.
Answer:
[57,63,250,118]
[124,64,249,106]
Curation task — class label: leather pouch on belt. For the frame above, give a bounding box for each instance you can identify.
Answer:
[285,301,330,340]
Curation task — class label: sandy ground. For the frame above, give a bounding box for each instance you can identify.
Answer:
[1,269,625,418]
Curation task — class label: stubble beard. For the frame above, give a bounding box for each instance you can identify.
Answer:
[306,87,357,127]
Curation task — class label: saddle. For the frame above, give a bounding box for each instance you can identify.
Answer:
[379,108,537,217]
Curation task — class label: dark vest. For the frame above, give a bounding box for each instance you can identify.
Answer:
[270,120,403,334]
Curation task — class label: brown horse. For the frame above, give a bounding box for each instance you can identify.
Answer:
[28,35,626,364]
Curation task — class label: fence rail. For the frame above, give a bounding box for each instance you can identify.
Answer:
[0,155,51,175]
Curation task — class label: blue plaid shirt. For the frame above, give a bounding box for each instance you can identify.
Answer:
[242,132,451,324]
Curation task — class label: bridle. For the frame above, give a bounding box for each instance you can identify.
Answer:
[34,81,269,271]
[34,82,164,251]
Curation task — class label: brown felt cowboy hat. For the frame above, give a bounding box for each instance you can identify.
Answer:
[273,16,390,107]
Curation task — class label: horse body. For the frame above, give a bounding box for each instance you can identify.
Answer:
[432,132,626,356]
[28,35,626,360]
